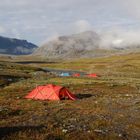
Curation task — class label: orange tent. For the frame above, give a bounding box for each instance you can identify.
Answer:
[72,73,80,77]
[25,84,76,101]
[87,73,98,78]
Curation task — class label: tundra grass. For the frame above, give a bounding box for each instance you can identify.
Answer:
[0,53,140,140]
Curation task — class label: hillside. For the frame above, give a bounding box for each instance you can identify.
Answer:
[0,36,38,55]
[0,52,140,139]
[34,31,140,59]
[34,31,102,58]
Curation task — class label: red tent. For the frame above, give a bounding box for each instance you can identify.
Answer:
[87,73,98,78]
[25,84,76,101]
[72,73,80,77]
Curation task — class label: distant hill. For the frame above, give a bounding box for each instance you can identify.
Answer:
[34,31,140,59]
[0,36,38,55]
[34,31,101,58]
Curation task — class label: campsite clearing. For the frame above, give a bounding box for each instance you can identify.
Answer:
[0,53,140,140]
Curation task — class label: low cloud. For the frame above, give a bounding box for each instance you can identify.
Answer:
[0,26,6,33]
[11,28,21,39]
[100,27,140,49]
[0,0,140,45]
[74,20,93,33]
[40,32,60,45]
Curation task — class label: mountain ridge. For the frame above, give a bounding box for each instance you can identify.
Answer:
[34,31,100,58]
[34,31,140,59]
[0,36,38,55]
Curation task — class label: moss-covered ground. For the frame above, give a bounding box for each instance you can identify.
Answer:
[0,53,140,140]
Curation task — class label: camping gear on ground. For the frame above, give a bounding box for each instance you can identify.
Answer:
[60,72,70,77]
[86,73,98,78]
[25,84,76,101]
[72,73,80,77]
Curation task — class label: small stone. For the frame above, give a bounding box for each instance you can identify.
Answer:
[95,101,98,104]
[118,134,122,137]
[94,129,105,134]
[62,129,68,133]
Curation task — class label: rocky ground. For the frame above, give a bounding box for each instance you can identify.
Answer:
[0,53,140,140]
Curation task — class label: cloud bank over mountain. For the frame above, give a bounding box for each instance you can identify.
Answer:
[0,0,140,45]
[100,28,140,49]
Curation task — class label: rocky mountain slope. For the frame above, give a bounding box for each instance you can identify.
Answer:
[0,36,38,55]
[34,31,101,58]
[34,31,140,59]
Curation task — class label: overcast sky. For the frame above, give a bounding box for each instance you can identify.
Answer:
[0,0,140,45]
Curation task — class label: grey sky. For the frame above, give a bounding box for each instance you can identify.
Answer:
[0,0,140,45]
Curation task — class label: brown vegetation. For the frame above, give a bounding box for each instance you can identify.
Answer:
[0,53,140,140]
